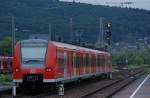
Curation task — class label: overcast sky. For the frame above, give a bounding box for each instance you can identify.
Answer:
[60,0,150,10]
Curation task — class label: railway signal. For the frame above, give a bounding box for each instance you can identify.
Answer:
[106,30,112,45]
[105,22,112,51]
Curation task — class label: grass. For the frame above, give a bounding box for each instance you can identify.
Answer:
[144,66,150,74]
[0,74,12,83]
[113,64,150,72]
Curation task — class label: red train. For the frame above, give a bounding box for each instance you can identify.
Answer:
[13,39,112,93]
[0,56,13,73]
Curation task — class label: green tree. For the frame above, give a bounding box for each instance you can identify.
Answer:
[0,37,12,56]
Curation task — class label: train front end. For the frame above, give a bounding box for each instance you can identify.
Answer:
[13,39,56,86]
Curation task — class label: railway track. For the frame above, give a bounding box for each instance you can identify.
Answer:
[80,70,145,98]
[0,68,146,98]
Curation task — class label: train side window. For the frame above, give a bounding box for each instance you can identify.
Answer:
[104,55,106,67]
[98,55,100,67]
[101,55,103,67]
[76,53,79,68]
[79,54,81,68]
[93,55,96,66]
[102,55,104,67]
[85,54,87,67]
[76,54,78,68]
[96,54,98,67]
[80,53,83,68]
[107,56,108,66]
[89,54,91,67]
[79,54,82,68]
[91,55,94,66]
[73,52,76,68]
[109,56,112,66]
[97,55,99,67]
[108,56,111,66]
[57,49,65,69]
[83,54,86,67]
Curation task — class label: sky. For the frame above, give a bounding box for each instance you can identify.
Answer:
[60,0,150,10]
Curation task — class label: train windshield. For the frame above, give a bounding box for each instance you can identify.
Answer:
[21,39,48,69]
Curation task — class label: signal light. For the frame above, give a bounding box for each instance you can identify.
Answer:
[106,23,112,29]
[105,30,111,45]
[106,31,111,38]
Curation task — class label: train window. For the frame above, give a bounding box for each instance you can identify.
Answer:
[109,56,112,66]
[96,55,98,67]
[104,55,106,66]
[78,54,81,68]
[91,55,94,66]
[108,55,111,66]
[93,55,96,66]
[101,55,104,67]
[68,51,73,68]
[73,52,76,68]
[83,54,86,67]
[106,55,109,66]
[57,50,65,69]
[76,53,82,68]
[102,55,104,67]
[21,47,47,68]
[98,55,100,66]
[89,54,91,67]
[80,54,83,68]
[76,54,80,68]
[85,54,88,67]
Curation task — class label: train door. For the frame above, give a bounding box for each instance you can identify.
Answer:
[64,49,67,79]
[91,54,94,73]
[79,52,83,76]
[93,54,96,73]
[73,51,76,77]
[67,50,73,79]
[85,53,89,74]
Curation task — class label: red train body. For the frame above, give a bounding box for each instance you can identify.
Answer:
[13,39,112,84]
[0,56,13,73]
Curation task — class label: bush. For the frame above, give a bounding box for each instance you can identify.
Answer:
[0,74,12,83]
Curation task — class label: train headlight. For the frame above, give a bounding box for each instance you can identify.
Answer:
[15,68,20,72]
[45,67,52,72]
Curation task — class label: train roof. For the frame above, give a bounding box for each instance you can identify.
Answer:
[51,41,110,55]
[20,39,110,55]
[21,39,48,43]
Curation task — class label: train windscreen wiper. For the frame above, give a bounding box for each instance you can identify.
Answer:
[23,59,44,64]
